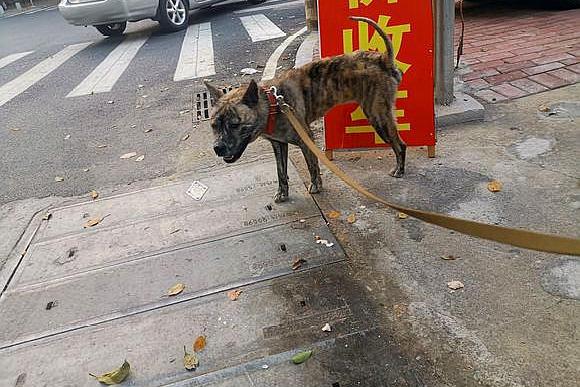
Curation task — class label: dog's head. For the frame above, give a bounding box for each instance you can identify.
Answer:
[205,79,264,163]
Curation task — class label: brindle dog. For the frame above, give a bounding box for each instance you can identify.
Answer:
[206,16,405,203]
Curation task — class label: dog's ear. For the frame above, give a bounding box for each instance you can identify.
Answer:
[204,80,224,103]
[242,79,259,107]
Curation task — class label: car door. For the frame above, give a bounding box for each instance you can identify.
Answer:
[188,0,229,11]
[126,0,159,19]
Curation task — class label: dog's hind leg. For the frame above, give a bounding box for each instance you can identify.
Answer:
[363,106,406,178]
[271,140,289,203]
[298,142,322,194]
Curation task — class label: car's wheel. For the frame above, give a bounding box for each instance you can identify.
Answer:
[248,0,267,4]
[158,0,189,32]
[95,22,127,37]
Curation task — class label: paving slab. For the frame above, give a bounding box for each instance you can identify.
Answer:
[0,157,344,385]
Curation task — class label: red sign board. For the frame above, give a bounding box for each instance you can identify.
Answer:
[317,0,435,150]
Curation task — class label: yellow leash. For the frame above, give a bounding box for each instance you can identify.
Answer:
[276,98,580,256]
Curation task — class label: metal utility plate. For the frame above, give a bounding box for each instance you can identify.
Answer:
[0,158,351,386]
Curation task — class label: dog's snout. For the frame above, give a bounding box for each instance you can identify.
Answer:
[213,143,227,157]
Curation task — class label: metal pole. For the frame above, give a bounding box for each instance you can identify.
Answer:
[434,0,455,105]
[304,0,318,32]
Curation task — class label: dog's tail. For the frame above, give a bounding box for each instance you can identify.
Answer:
[349,16,395,66]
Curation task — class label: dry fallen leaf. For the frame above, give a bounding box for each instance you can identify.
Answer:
[538,105,550,113]
[227,289,242,301]
[90,190,99,200]
[441,255,458,260]
[135,155,145,162]
[393,303,408,319]
[194,336,206,352]
[291,350,313,364]
[167,283,185,296]
[83,216,102,228]
[447,280,464,290]
[120,152,137,159]
[346,213,356,224]
[397,212,408,219]
[327,210,341,219]
[292,258,307,271]
[89,360,130,385]
[42,212,52,221]
[487,180,502,193]
[54,176,64,182]
[183,346,199,371]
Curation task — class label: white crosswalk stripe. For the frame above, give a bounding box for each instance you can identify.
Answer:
[174,22,215,81]
[239,14,286,42]
[0,51,33,70]
[0,43,90,107]
[0,15,295,103]
[67,33,150,97]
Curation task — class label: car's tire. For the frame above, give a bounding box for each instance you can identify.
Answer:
[158,0,189,32]
[248,0,267,4]
[95,22,127,37]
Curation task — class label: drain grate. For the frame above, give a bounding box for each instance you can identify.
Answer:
[194,91,211,122]
[193,86,237,122]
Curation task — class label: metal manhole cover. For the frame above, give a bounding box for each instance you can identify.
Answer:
[193,86,236,122]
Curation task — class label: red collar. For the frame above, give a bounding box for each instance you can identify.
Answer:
[262,87,279,135]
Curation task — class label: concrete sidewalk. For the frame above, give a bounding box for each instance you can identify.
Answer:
[294,83,580,386]
[0,123,440,385]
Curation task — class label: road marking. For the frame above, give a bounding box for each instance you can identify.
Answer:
[0,51,33,70]
[240,14,286,42]
[234,0,304,14]
[262,27,306,81]
[174,22,215,81]
[67,33,149,97]
[0,43,90,107]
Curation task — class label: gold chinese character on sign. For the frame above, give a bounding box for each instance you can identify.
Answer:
[342,15,411,73]
[345,90,410,144]
[348,0,398,9]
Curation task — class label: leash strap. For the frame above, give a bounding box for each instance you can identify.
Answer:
[277,100,580,256]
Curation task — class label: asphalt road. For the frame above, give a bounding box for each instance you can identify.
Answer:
[0,0,306,205]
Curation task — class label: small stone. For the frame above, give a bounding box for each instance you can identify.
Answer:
[321,323,332,332]
[447,280,464,290]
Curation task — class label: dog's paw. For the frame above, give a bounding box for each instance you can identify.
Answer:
[274,192,288,203]
[308,179,322,194]
[390,167,405,178]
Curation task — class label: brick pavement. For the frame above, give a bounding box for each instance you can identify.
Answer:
[456,2,580,103]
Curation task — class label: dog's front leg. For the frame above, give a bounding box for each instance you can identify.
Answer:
[298,142,322,194]
[271,140,289,203]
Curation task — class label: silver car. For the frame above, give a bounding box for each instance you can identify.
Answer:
[59,0,267,36]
